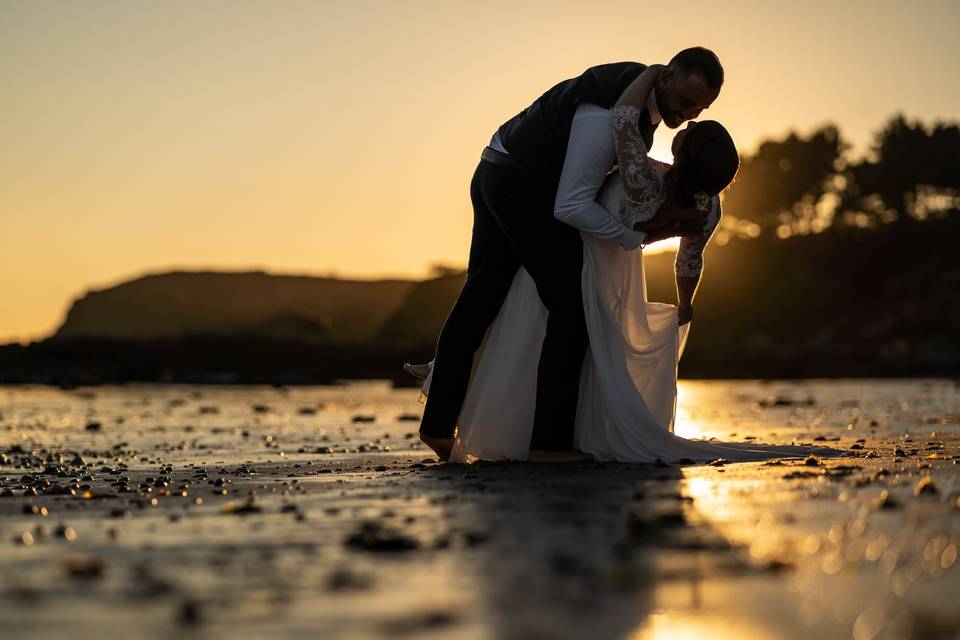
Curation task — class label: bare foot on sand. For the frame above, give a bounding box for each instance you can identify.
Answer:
[527,449,593,462]
[403,362,431,380]
[420,434,454,462]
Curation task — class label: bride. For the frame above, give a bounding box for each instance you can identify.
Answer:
[408,69,834,465]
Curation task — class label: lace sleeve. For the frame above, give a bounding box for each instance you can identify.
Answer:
[610,105,662,226]
[675,196,722,278]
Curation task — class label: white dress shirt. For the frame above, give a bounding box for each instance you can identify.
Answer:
[489,87,661,251]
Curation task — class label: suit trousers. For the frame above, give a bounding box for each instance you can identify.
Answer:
[418,154,588,451]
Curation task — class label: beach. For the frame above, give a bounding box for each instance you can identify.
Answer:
[0,379,958,640]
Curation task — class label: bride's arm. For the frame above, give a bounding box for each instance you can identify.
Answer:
[614,64,663,115]
[674,199,722,324]
[610,65,663,210]
[632,185,708,238]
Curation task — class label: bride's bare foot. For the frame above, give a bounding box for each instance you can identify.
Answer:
[527,449,593,462]
[420,434,454,462]
[404,362,431,380]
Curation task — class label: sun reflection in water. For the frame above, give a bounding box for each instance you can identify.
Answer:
[632,612,775,640]
[674,382,712,440]
[682,473,771,529]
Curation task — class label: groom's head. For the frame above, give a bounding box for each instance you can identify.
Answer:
[655,47,724,129]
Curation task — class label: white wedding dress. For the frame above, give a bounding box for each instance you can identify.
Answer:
[420,154,833,464]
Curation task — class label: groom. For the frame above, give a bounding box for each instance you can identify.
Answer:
[420,47,725,461]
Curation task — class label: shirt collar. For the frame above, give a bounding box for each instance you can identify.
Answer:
[647,86,661,125]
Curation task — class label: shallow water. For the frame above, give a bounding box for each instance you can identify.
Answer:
[0,379,957,639]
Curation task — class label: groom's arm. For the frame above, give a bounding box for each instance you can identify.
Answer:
[553,104,647,251]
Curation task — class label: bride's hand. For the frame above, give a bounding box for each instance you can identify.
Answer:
[635,211,704,242]
[614,64,665,111]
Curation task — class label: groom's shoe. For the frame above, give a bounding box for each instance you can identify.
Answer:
[403,362,431,380]
[420,434,454,462]
[528,449,592,462]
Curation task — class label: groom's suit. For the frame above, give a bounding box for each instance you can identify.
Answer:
[420,61,659,450]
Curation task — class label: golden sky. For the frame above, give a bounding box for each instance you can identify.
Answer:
[2,0,959,343]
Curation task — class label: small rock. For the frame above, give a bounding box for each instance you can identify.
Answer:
[872,489,899,510]
[326,567,374,591]
[344,521,419,553]
[758,396,814,407]
[223,498,262,515]
[54,525,77,541]
[64,556,105,579]
[914,476,938,497]
[463,530,491,547]
[178,599,202,626]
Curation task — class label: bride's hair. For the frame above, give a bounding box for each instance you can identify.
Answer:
[671,120,739,207]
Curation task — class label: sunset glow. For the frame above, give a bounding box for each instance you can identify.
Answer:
[3,0,959,343]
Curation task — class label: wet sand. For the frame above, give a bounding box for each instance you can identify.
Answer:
[0,380,958,639]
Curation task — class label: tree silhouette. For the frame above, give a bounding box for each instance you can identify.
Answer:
[844,115,960,225]
[722,125,844,236]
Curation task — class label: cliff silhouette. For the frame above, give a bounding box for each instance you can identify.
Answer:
[54,270,414,344]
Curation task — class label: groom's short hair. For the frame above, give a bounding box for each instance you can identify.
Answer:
[669,47,724,89]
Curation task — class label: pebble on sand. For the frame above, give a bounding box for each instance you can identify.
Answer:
[326,567,375,592]
[344,520,419,552]
[223,497,263,514]
[64,556,105,579]
[914,476,939,497]
[757,395,815,407]
[872,490,899,510]
[178,600,202,626]
[55,525,77,541]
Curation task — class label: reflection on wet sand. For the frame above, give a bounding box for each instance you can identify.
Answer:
[0,379,957,639]
[632,612,776,640]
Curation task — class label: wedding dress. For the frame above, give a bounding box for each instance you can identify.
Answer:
[420,139,833,464]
